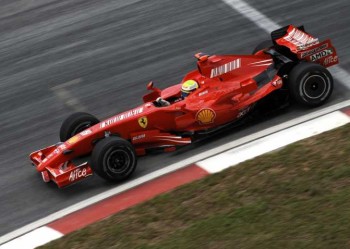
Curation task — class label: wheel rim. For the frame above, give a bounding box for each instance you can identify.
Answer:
[71,121,92,136]
[105,147,131,174]
[302,74,327,99]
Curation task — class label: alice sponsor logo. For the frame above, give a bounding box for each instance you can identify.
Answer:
[210,59,241,78]
[69,168,87,182]
[100,107,144,128]
[323,55,338,66]
[310,49,333,61]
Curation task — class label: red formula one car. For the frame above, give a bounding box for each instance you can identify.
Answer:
[30,25,338,187]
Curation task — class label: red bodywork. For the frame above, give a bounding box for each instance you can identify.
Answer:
[30,25,338,187]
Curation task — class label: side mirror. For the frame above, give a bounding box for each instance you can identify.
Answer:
[147,81,154,90]
[146,81,161,93]
[143,81,161,103]
[195,52,209,62]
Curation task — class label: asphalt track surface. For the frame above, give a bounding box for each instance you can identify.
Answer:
[0,0,349,237]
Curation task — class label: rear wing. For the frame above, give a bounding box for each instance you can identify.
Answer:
[271,25,338,68]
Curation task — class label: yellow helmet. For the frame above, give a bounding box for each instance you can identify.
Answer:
[181,80,199,98]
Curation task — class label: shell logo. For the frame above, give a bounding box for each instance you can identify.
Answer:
[196,108,216,125]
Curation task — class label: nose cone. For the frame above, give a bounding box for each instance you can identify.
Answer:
[33,145,63,172]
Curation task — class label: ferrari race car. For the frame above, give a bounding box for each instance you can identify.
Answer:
[30,25,338,187]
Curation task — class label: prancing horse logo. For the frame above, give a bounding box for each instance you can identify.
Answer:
[138,116,148,128]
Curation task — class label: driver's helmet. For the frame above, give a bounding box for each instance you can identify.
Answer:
[181,80,199,99]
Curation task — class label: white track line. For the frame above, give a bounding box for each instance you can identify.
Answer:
[329,66,350,89]
[197,111,350,173]
[0,227,63,249]
[221,0,350,89]
[221,0,278,32]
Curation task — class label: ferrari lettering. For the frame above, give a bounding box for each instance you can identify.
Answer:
[100,107,144,128]
[310,49,333,61]
[69,168,87,182]
[210,59,241,78]
[300,43,328,58]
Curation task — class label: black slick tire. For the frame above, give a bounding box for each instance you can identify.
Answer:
[90,137,137,182]
[288,63,333,107]
[60,112,100,141]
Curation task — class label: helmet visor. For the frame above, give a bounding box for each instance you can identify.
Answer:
[181,90,190,99]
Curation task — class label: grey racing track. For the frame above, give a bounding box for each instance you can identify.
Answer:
[0,0,349,237]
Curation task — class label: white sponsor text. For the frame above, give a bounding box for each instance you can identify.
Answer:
[69,168,87,182]
[100,107,144,128]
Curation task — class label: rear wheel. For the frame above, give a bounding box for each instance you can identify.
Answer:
[288,63,333,107]
[60,112,100,141]
[90,137,137,182]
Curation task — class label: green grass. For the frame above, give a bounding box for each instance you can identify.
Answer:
[40,124,350,249]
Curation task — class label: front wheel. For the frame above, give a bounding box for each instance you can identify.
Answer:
[60,112,100,141]
[288,63,333,107]
[90,137,137,182]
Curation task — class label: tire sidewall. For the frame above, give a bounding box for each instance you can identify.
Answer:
[91,137,137,182]
[289,63,333,107]
[298,70,332,105]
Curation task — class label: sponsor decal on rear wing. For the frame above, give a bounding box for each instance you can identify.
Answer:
[297,39,338,68]
[275,25,319,52]
[276,25,319,53]
[274,25,338,68]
